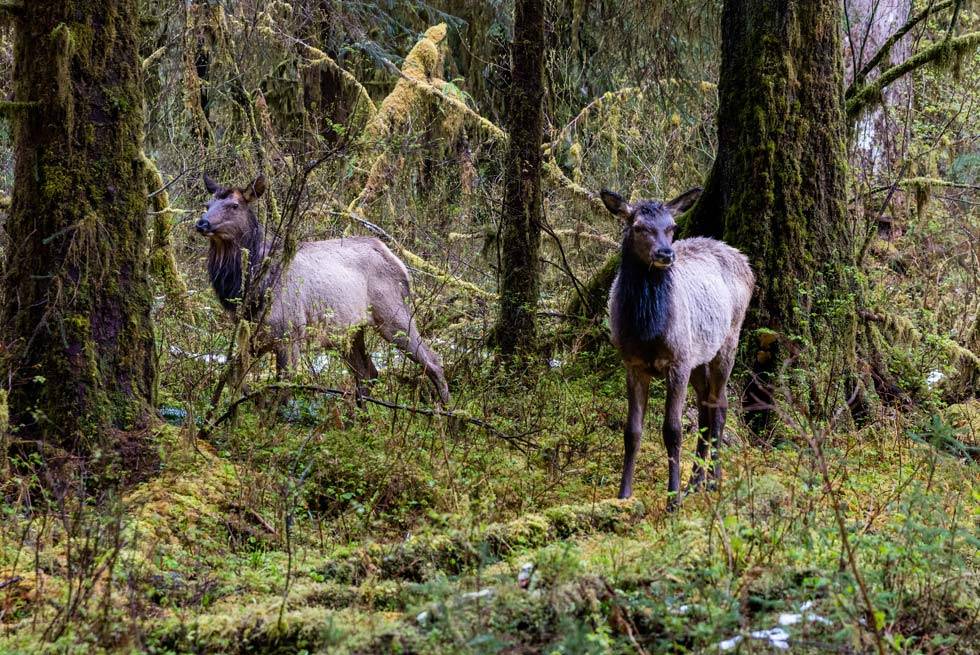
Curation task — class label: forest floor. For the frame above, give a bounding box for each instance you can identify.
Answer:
[1,355,978,654]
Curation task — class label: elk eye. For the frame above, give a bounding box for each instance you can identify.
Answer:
[229,203,239,210]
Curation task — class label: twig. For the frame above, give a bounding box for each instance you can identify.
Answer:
[0,576,23,590]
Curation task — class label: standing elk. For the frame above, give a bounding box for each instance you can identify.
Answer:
[601,188,754,509]
[195,174,450,404]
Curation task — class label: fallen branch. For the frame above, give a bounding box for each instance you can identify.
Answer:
[0,576,23,590]
[199,383,537,453]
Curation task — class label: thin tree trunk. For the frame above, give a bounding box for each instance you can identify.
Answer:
[687,1,857,432]
[496,0,545,358]
[3,0,157,473]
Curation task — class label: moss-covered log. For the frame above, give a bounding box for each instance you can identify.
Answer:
[686,1,857,429]
[321,498,646,583]
[2,0,157,469]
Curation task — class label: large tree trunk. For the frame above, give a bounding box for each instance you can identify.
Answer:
[495,0,545,358]
[3,0,157,470]
[687,1,857,431]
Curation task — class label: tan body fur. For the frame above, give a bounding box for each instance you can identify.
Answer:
[267,236,449,404]
[609,238,752,377]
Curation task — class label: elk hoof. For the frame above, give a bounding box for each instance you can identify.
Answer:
[685,472,707,495]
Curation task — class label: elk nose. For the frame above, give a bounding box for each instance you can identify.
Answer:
[195,218,211,233]
[655,247,675,262]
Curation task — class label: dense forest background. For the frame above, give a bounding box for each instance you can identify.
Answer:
[0,1,978,653]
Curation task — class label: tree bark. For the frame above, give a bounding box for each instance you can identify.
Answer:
[495,0,545,358]
[687,1,857,431]
[2,0,157,469]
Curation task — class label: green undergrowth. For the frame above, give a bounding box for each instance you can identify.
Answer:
[2,393,977,654]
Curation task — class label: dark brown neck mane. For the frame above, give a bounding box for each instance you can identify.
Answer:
[206,209,269,316]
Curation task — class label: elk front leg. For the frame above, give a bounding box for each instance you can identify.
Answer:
[663,367,690,510]
[618,368,650,499]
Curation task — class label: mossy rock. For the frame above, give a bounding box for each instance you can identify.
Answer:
[730,474,790,520]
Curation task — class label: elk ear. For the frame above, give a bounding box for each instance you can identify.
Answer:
[203,173,221,195]
[599,189,632,221]
[665,187,702,216]
[242,175,267,203]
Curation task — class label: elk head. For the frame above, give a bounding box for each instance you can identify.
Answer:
[600,188,702,269]
[196,174,267,244]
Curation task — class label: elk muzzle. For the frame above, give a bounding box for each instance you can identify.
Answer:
[195,217,213,235]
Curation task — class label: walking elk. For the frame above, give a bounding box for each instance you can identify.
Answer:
[195,174,450,404]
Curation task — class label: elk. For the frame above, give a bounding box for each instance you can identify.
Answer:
[195,174,450,404]
[601,188,754,509]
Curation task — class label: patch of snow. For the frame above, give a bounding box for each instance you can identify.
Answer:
[517,562,535,589]
[778,612,801,626]
[717,635,742,651]
[459,588,494,602]
[168,345,227,365]
[718,601,831,651]
[926,370,945,387]
[749,627,790,650]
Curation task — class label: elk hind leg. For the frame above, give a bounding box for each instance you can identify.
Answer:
[687,365,711,493]
[377,309,450,404]
[706,351,736,485]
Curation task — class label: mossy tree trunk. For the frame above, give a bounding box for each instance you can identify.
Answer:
[686,1,857,431]
[2,0,157,468]
[495,0,545,358]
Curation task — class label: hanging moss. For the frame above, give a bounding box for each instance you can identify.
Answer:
[351,23,504,214]
[607,101,620,172]
[140,152,193,321]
